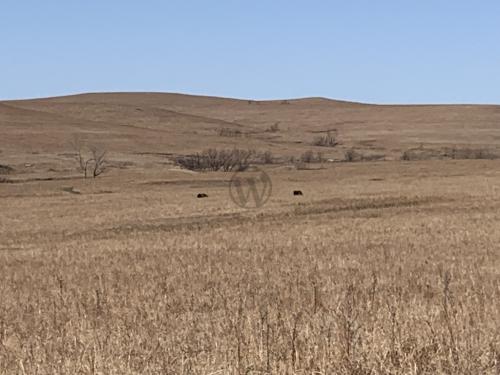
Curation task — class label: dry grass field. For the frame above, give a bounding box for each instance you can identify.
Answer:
[1,93,500,374]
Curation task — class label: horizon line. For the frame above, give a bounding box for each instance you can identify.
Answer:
[1,90,499,107]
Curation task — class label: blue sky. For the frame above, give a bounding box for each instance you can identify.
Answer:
[1,1,499,103]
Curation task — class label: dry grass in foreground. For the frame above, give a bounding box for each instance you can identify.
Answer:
[1,161,500,374]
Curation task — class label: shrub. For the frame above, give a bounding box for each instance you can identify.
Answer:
[296,151,326,164]
[294,161,308,170]
[218,128,242,137]
[257,150,274,164]
[446,147,497,160]
[313,131,339,147]
[401,150,412,161]
[266,122,280,133]
[344,148,361,162]
[176,153,204,171]
[300,150,315,163]
[401,146,498,161]
[0,164,13,174]
[316,151,324,163]
[176,149,254,172]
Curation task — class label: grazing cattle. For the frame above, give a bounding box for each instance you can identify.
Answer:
[293,190,303,196]
[197,193,208,198]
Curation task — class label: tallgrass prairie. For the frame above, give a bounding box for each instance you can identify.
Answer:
[2,159,500,374]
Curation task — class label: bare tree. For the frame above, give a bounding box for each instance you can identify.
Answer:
[70,135,107,178]
[89,145,107,178]
[70,135,88,177]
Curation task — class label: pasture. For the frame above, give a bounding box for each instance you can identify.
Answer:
[2,159,500,374]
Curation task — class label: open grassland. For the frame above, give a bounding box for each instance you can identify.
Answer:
[2,93,500,168]
[2,160,500,374]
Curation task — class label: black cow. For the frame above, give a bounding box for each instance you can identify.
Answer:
[197,193,208,198]
[293,190,303,196]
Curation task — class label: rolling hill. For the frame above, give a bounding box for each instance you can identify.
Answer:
[1,92,500,171]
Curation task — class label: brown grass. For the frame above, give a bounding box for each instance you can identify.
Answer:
[2,92,500,166]
[2,93,500,373]
[1,159,500,374]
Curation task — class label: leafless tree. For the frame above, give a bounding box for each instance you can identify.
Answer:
[70,135,107,178]
[70,135,88,177]
[89,145,107,178]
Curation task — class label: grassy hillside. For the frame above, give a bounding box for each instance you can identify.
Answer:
[1,93,500,170]
[2,93,500,373]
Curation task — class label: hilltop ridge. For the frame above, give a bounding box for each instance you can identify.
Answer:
[1,92,500,166]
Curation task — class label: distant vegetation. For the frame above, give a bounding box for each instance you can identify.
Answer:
[313,131,339,147]
[0,163,13,174]
[176,148,254,172]
[344,148,361,162]
[218,128,243,137]
[343,148,385,163]
[265,122,280,133]
[0,163,13,183]
[401,146,499,161]
[257,150,274,164]
[291,151,326,169]
[71,135,107,178]
[300,150,314,164]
